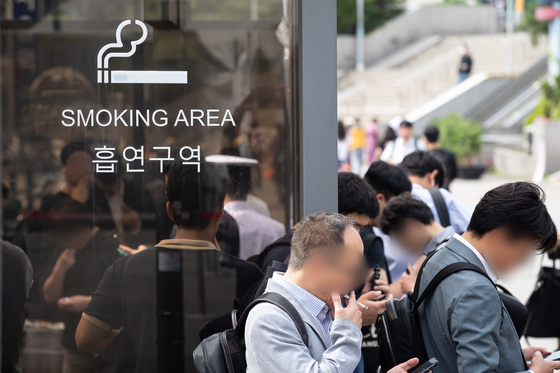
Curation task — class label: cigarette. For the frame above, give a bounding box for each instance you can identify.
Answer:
[110,70,188,84]
[343,294,368,310]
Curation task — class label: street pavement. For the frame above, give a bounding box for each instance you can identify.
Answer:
[452,174,560,350]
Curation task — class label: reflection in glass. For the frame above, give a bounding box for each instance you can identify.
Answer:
[1,0,298,370]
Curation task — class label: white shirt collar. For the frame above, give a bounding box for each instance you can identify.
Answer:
[224,200,251,211]
[453,233,498,283]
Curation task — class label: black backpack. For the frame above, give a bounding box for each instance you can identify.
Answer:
[247,234,293,269]
[376,253,498,373]
[193,292,308,373]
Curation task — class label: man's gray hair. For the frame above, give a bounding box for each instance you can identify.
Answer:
[289,212,358,270]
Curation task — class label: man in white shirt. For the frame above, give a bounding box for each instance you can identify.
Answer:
[207,154,285,259]
[401,151,471,233]
[380,121,426,164]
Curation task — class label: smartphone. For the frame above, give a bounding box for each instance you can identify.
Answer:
[371,265,389,301]
[411,358,439,373]
[371,265,381,288]
[545,350,560,361]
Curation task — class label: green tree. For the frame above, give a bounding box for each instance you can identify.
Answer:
[337,0,405,34]
[518,2,548,46]
[526,75,560,124]
[430,113,483,166]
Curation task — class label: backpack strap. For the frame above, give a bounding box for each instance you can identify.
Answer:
[429,188,451,228]
[234,292,309,347]
[410,249,438,303]
[495,283,513,296]
[413,262,494,312]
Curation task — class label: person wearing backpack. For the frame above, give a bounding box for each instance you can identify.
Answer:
[244,212,421,373]
[417,182,560,373]
[400,150,471,234]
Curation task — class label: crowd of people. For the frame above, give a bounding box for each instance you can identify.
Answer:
[337,118,458,187]
[2,120,560,373]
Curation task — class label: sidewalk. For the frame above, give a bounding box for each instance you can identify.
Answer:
[452,174,560,350]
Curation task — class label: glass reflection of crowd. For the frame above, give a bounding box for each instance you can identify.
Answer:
[3,137,291,373]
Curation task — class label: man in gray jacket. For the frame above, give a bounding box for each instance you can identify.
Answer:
[418,182,560,373]
[245,212,421,373]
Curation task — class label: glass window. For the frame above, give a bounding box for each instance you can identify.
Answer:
[2,0,299,370]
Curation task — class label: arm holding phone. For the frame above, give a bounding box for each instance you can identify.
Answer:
[358,270,393,326]
[411,358,438,373]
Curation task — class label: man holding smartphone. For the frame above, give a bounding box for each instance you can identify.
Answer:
[244,212,422,373]
[417,182,560,373]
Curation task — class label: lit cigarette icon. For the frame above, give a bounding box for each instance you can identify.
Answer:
[109,70,188,84]
[97,20,188,85]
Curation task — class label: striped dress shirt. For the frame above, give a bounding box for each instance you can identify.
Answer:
[271,272,333,346]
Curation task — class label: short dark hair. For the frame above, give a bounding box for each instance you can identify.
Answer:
[400,120,413,128]
[379,193,434,235]
[226,166,251,199]
[424,126,439,143]
[167,161,229,230]
[290,212,358,270]
[60,141,92,165]
[219,148,252,199]
[400,150,446,188]
[364,161,412,200]
[338,172,379,219]
[467,182,557,253]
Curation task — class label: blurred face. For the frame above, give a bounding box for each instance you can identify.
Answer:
[344,212,370,231]
[397,125,413,140]
[390,219,431,256]
[312,227,366,297]
[64,151,92,185]
[484,228,539,277]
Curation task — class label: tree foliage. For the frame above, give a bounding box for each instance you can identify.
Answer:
[430,113,483,166]
[526,75,560,124]
[518,2,548,46]
[337,0,405,34]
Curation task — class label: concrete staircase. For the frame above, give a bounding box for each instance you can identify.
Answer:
[338,33,548,124]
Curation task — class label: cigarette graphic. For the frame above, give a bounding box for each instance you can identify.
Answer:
[110,70,188,84]
[97,20,188,85]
